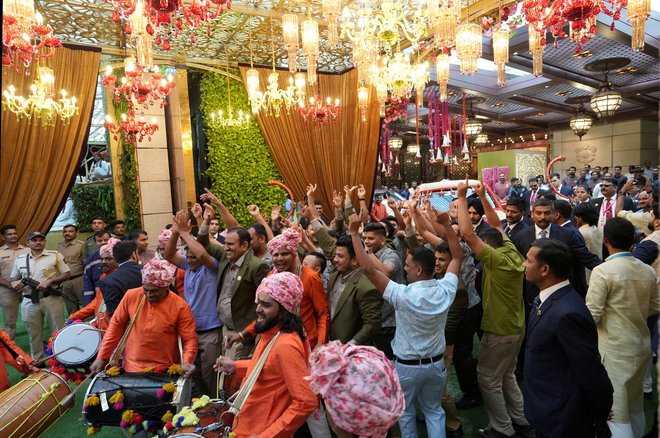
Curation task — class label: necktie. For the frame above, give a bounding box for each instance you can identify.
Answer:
[533,295,542,316]
[505,224,511,237]
[604,199,613,220]
[539,229,548,239]
[530,190,536,205]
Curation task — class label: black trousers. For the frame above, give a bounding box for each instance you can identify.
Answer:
[452,302,482,396]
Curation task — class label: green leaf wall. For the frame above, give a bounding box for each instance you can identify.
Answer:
[199,71,285,226]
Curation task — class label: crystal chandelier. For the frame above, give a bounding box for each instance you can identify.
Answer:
[302,16,319,85]
[2,0,62,74]
[357,85,369,123]
[431,0,461,49]
[455,22,482,75]
[627,0,651,51]
[436,53,450,102]
[108,0,231,51]
[209,63,250,130]
[352,36,377,86]
[373,52,429,101]
[412,61,429,106]
[297,95,342,129]
[103,58,176,117]
[568,100,593,140]
[282,13,298,73]
[464,117,482,138]
[105,113,158,142]
[492,28,509,86]
[585,57,626,119]
[474,133,489,145]
[2,65,78,126]
[340,0,430,55]
[321,0,342,47]
[528,24,545,77]
[245,30,262,114]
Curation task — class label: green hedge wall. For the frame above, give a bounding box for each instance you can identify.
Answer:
[199,71,285,226]
[71,184,116,232]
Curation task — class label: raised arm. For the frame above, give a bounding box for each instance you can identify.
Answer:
[348,214,390,294]
[270,205,282,234]
[434,210,463,277]
[196,203,227,260]
[456,180,486,257]
[163,213,185,267]
[172,210,216,270]
[411,204,443,247]
[248,205,275,241]
[200,187,239,230]
[357,185,369,224]
[332,189,346,233]
[615,179,634,215]
[475,181,504,235]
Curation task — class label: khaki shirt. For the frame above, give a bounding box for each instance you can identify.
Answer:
[57,239,84,277]
[0,244,29,282]
[11,250,70,283]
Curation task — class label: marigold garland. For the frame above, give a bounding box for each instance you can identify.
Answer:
[167,364,183,376]
[106,366,121,376]
[86,426,101,435]
[109,390,125,410]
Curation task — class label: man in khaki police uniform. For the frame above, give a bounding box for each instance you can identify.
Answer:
[82,217,107,261]
[57,224,85,314]
[0,225,29,339]
[11,231,71,360]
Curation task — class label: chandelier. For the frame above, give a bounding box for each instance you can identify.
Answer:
[357,85,369,123]
[492,27,509,86]
[302,16,319,85]
[282,13,299,73]
[209,64,250,130]
[105,113,158,143]
[2,65,78,126]
[436,53,450,102]
[388,136,403,151]
[528,24,545,77]
[297,95,342,129]
[352,36,377,86]
[463,96,484,138]
[521,0,628,56]
[339,0,430,55]
[103,58,176,117]
[455,22,482,75]
[566,96,593,140]
[321,0,342,47]
[627,0,651,51]
[585,57,627,119]
[431,0,461,49]
[2,0,62,74]
[107,0,231,51]
[245,30,262,114]
[474,133,489,145]
[372,52,429,101]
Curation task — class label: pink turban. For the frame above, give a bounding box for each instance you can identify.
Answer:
[267,228,301,257]
[99,238,121,258]
[142,258,176,288]
[307,341,405,438]
[255,271,303,314]
[158,229,172,246]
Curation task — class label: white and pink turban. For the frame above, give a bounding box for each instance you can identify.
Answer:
[99,237,121,258]
[255,271,303,314]
[158,228,182,250]
[142,258,176,288]
[267,228,301,257]
[307,341,405,438]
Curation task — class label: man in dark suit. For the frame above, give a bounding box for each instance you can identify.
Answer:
[99,241,143,318]
[468,198,491,236]
[523,239,613,438]
[501,197,529,238]
[590,177,635,228]
[550,173,574,198]
[327,235,382,345]
[197,204,270,359]
[511,199,602,304]
[523,178,543,216]
[552,201,575,228]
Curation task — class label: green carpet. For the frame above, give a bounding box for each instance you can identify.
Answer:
[1,313,657,437]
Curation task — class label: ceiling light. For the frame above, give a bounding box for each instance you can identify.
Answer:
[585,57,629,119]
[388,136,403,151]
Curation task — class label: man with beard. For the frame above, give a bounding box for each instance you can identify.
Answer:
[128,229,155,265]
[215,272,318,437]
[501,197,529,238]
[57,224,85,313]
[633,203,660,275]
[616,179,653,235]
[0,225,29,339]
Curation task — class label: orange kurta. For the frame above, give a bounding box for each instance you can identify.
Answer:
[232,325,317,438]
[68,272,110,331]
[246,266,330,349]
[96,288,198,372]
[0,328,34,391]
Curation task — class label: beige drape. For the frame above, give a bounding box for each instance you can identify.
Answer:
[239,67,381,215]
[1,45,101,242]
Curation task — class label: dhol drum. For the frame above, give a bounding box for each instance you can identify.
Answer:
[83,372,191,427]
[52,323,103,368]
[167,401,234,437]
[0,370,74,438]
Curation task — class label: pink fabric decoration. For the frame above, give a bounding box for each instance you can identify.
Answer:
[99,237,121,258]
[307,341,405,438]
[141,258,176,287]
[267,228,301,257]
[158,229,172,246]
[255,271,303,314]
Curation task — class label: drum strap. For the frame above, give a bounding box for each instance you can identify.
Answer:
[228,332,281,417]
[109,295,146,365]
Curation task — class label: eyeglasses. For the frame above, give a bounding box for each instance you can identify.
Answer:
[600,184,614,188]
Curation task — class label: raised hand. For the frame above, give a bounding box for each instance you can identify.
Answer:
[203,203,215,224]
[332,190,343,209]
[306,183,317,198]
[344,185,358,198]
[247,204,261,218]
[387,198,397,209]
[191,203,203,222]
[402,209,412,228]
[434,210,451,226]
[271,205,281,221]
[457,177,469,198]
[357,184,367,199]
[474,181,486,198]
[200,187,221,206]
[173,210,191,234]
[348,214,362,234]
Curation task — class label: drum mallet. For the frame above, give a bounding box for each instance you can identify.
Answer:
[32,345,84,367]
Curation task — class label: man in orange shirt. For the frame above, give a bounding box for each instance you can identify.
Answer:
[0,327,39,391]
[371,193,388,222]
[215,272,318,438]
[67,238,120,331]
[90,259,197,376]
[230,228,330,350]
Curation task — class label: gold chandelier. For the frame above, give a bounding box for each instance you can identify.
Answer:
[370,52,429,101]
[2,65,79,126]
[282,12,299,72]
[209,53,250,130]
[431,0,461,49]
[528,24,545,77]
[302,15,319,85]
[627,0,651,51]
[321,0,342,47]
[492,28,509,86]
[456,22,482,75]
[436,53,450,102]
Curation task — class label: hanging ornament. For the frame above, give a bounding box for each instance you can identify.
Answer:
[394,154,400,167]
[437,147,444,163]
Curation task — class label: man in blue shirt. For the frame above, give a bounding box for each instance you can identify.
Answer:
[349,210,462,438]
[82,230,110,306]
[164,209,222,397]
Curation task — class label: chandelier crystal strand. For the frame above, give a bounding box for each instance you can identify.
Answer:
[528,24,545,76]
[245,29,262,114]
[412,61,429,106]
[455,22,482,75]
[321,0,341,47]
[302,17,319,85]
[432,0,461,49]
[282,13,299,72]
[492,27,509,86]
[627,0,651,51]
[358,85,369,122]
[436,53,450,102]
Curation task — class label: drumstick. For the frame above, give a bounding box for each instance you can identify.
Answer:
[32,346,84,367]
[58,373,94,407]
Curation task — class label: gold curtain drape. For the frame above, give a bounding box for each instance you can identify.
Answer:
[239,67,381,215]
[1,45,101,243]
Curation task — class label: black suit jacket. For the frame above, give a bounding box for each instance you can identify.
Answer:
[99,261,143,317]
[524,189,546,215]
[501,219,529,238]
[524,285,613,437]
[590,196,635,214]
[511,224,601,306]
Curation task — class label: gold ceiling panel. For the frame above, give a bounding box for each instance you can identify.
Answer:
[37,0,500,73]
